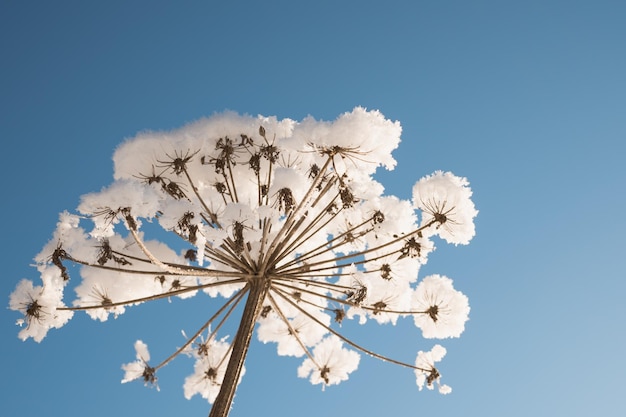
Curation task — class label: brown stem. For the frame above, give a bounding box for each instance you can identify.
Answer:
[272,285,429,372]
[208,278,269,417]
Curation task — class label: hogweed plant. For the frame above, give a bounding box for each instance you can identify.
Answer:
[10,108,478,417]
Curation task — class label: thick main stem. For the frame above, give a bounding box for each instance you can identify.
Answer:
[208,278,269,417]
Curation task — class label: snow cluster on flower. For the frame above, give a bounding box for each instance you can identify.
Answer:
[121,340,158,389]
[412,274,470,339]
[415,344,451,394]
[10,107,478,405]
[413,170,478,245]
[297,336,360,387]
[9,276,73,342]
[183,337,240,403]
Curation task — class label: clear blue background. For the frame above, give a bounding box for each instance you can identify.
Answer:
[2,1,625,416]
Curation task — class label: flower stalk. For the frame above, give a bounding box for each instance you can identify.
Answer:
[209,279,269,417]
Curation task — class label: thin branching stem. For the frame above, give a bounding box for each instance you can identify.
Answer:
[265,176,342,270]
[271,195,344,269]
[155,288,247,370]
[272,279,431,316]
[271,280,351,306]
[266,291,320,369]
[129,226,208,276]
[58,253,246,278]
[272,286,430,372]
[260,156,333,273]
[59,278,247,311]
[205,242,253,275]
[203,245,249,273]
[180,165,227,229]
[281,247,403,277]
[271,275,354,294]
[277,211,375,271]
[226,160,239,203]
[272,281,346,310]
[215,337,235,372]
[277,219,437,276]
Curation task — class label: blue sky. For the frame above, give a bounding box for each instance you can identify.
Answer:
[2,1,625,416]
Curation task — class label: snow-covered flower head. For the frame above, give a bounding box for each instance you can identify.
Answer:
[121,340,158,389]
[293,107,402,175]
[413,171,478,245]
[415,344,451,394]
[9,276,73,343]
[412,274,470,339]
[184,337,240,403]
[297,336,360,387]
[10,108,478,414]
